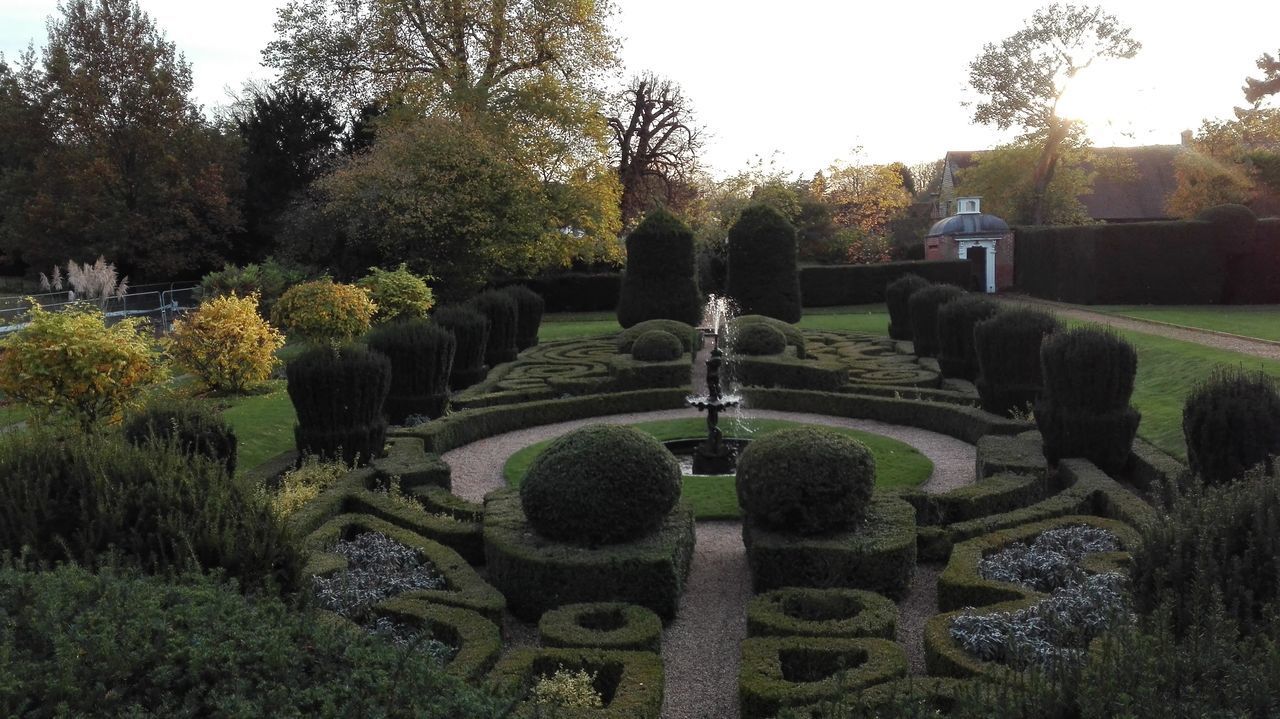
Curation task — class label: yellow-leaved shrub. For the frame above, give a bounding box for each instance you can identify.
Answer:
[169,292,285,393]
[269,456,350,519]
[271,278,376,345]
[529,669,604,709]
[357,264,435,322]
[0,303,164,429]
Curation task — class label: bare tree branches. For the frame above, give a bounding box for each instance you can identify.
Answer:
[607,72,703,226]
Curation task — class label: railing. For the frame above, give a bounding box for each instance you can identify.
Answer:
[0,283,201,336]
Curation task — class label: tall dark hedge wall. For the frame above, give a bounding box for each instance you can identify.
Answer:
[800,260,972,307]
[1013,204,1274,305]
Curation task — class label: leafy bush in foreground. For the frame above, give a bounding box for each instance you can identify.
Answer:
[272,278,376,345]
[124,398,239,477]
[168,292,285,393]
[0,565,506,718]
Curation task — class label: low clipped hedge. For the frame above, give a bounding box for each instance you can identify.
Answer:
[936,514,1140,612]
[798,260,970,308]
[608,355,692,391]
[742,493,917,599]
[974,434,1047,479]
[519,425,681,546]
[487,647,664,719]
[739,636,908,719]
[616,320,702,355]
[538,602,663,653]
[302,513,505,623]
[483,488,695,622]
[373,597,502,681]
[0,565,507,718]
[818,676,990,717]
[746,588,898,640]
[899,473,1046,528]
[923,599,1031,680]
[732,353,847,391]
[915,459,1157,562]
[631,330,684,362]
[369,436,453,491]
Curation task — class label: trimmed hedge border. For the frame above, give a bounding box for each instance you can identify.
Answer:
[742,493,917,599]
[915,458,1156,562]
[607,354,692,391]
[936,514,1140,612]
[923,599,1031,680]
[487,647,664,719]
[746,588,897,640]
[301,513,505,623]
[898,473,1046,528]
[414,485,484,523]
[742,388,1030,444]
[739,636,908,719]
[370,436,452,491]
[798,260,971,307]
[1127,437,1187,491]
[838,383,979,407]
[974,434,1047,480]
[732,351,847,392]
[373,596,502,681]
[483,488,695,622]
[538,602,663,653]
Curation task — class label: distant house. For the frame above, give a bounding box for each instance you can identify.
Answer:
[932,141,1186,224]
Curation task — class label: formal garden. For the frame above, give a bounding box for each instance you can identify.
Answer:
[2,200,1280,719]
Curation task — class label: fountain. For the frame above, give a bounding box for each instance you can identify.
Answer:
[686,295,743,475]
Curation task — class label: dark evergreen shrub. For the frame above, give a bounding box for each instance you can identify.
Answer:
[501,284,546,350]
[1035,327,1140,472]
[124,399,238,476]
[974,308,1061,416]
[519,425,681,546]
[0,565,506,718]
[732,322,787,356]
[731,315,807,358]
[736,427,876,535]
[616,209,702,328]
[935,294,1000,381]
[727,204,803,323]
[0,430,303,594]
[631,330,684,362]
[906,284,964,358]
[616,319,701,354]
[432,305,489,389]
[286,345,391,466]
[365,319,456,423]
[1133,467,1280,638]
[1182,368,1280,485]
[884,274,931,341]
[468,290,519,366]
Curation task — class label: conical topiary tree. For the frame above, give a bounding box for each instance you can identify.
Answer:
[726,204,802,323]
[616,209,702,329]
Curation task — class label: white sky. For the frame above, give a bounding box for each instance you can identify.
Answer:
[3,0,1278,178]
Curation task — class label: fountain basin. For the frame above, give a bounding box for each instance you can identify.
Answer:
[663,438,751,476]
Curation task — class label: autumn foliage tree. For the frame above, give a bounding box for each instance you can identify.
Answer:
[1245,50,1280,105]
[1,0,239,279]
[966,4,1140,225]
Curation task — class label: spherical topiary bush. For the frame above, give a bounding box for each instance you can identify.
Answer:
[936,295,1001,381]
[727,204,803,323]
[731,323,787,356]
[974,308,1061,417]
[1183,368,1280,485]
[735,427,876,535]
[520,425,682,546]
[1035,327,1140,472]
[631,330,684,362]
[616,209,702,328]
[885,274,931,341]
[616,319,701,354]
[906,284,965,358]
[731,315,807,358]
[468,290,519,367]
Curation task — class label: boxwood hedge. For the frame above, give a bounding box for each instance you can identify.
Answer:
[538,602,664,653]
[372,596,502,681]
[487,648,664,719]
[746,588,898,640]
[739,636,908,719]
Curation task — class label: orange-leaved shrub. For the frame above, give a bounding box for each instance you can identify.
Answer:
[169,293,285,393]
[0,303,163,429]
[270,278,376,345]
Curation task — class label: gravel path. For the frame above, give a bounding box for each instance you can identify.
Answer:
[1000,295,1280,361]
[443,408,973,718]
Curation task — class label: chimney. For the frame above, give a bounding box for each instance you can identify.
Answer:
[1181,129,1193,146]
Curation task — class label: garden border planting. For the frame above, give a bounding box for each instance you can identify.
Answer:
[487,647,665,719]
[538,602,664,653]
[372,596,503,681]
[738,636,908,719]
[746,587,898,640]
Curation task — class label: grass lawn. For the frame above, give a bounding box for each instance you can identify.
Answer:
[796,305,890,335]
[538,311,621,341]
[217,381,297,477]
[1094,305,1280,342]
[502,417,933,520]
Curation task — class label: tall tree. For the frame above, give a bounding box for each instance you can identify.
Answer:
[229,83,343,263]
[607,72,703,226]
[3,0,238,278]
[956,142,1095,225]
[820,158,912,238]
[967,4,1139,224]
[0,53,49,266]
[1245,50,1280,105]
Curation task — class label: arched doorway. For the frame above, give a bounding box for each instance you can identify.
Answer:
[956,239,997,293]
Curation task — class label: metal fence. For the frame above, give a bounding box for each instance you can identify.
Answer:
[0,283,201,336]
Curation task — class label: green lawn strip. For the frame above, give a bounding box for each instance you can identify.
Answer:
[797,305,890,335]
[1093,305,1280,342]
[216,381,297,478]
[1065,321,1280,460]
[0,403,27,428]
[502,417,933,520]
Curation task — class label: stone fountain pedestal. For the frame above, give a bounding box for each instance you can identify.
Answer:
[688,329,741,475]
